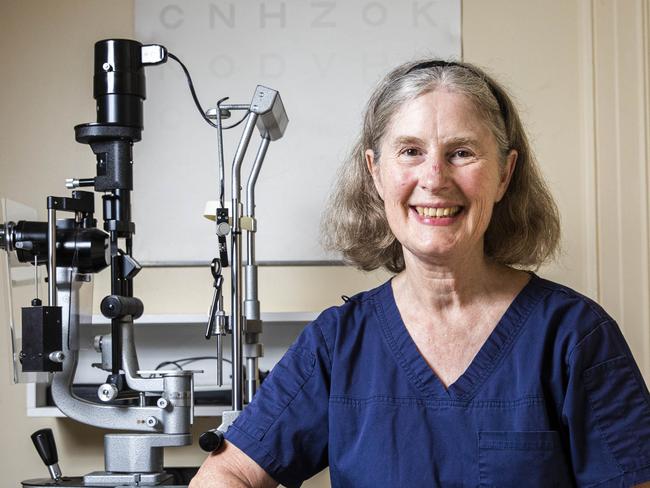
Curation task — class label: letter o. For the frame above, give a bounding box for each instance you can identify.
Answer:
[209,55,235,78]
[362,2,387,26]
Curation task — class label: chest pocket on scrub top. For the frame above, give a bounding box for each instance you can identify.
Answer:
[477,431,572,488]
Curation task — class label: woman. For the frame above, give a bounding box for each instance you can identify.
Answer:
[191,61,650,487]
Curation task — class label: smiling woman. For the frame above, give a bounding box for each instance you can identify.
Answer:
[191,61,650,488]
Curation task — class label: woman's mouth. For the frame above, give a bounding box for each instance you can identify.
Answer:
[413,206,463,218]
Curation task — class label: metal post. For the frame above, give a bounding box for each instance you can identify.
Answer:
[230,112,259,411]
[212,100,227,388]
[216,332,223,387]
[243,137,269,401]
[47,208,57,306]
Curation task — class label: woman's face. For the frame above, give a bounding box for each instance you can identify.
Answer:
[366,89,517,266]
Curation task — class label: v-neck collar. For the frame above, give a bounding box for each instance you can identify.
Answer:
[373,273,546,401]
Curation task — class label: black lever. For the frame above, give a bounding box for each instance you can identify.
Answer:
[199,428,224,452]
[205,259,224,340]
[30,428,62,481]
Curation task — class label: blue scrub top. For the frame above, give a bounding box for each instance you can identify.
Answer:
[225,275,650,487]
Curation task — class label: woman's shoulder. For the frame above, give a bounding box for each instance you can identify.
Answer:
[314,279,390,320]
[525,274,623,364]
[307,280,392,342]
[530,274,611,324]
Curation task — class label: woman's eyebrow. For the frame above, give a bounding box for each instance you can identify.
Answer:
[390,135,483,149]
[390,135,426,147]
[442,136,482,147]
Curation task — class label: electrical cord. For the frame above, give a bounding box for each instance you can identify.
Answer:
[154,355,232,372]
[167,52,250,130]
[154,360,184,371]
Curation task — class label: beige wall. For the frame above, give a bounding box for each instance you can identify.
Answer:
[1,0,648,486]
[464,0,650,375]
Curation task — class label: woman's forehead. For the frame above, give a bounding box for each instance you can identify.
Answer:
[383,89,494,144]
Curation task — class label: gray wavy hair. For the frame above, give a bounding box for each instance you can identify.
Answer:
[321,60,560,273]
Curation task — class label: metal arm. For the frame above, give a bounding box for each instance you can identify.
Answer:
[50,269,192,434]
[243,137,270,401]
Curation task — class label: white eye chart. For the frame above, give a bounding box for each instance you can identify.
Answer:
[134,0,460,264]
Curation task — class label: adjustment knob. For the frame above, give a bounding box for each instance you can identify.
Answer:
[98,383,119,402]
[216,221,231,236]
[101,295,144,319]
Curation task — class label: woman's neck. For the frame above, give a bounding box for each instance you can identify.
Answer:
[394,248,521,317]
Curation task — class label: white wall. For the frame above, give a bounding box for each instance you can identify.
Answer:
[1,0,648,486]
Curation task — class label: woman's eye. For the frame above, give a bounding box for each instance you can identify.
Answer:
[401,148,421,157]
[449,149,475,163]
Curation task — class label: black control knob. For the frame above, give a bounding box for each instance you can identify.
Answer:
[101,295,144,319]
[30,428,62,480]
[199,429,224,452]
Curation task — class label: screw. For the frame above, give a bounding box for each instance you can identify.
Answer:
[102,62,113,72]
[98,383,118,402]
[145,416,158,427]
[157,398,169,409]
[48,351,65,363]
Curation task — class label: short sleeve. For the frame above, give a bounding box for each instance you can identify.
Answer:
[563,319,650,487]
[224,314,333,488]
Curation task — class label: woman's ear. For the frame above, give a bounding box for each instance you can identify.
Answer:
[366,149,384,199]
[496,149,517,202]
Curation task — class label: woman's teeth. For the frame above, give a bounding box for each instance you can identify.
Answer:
[415,206,461,218]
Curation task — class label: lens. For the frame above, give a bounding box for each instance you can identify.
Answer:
[0,222,15,251]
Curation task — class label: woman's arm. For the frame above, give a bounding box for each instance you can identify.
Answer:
[189,441,278,488]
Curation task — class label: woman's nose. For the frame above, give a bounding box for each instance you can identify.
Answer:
[419,157,449,191]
